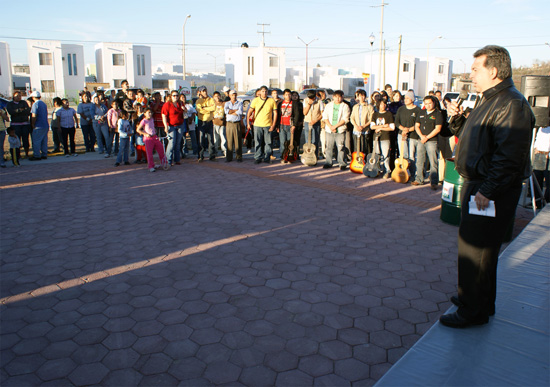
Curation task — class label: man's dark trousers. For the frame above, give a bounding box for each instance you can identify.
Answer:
[457,181,522,321]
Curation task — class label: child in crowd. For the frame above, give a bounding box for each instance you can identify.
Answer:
[107,100,120,155]
[136,108,166,172]
[134,104,147,164]
[135,89,148,107]
[7,127,21,167]
[115,110,133,166]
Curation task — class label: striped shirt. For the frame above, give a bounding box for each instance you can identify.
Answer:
[55,108,77,128]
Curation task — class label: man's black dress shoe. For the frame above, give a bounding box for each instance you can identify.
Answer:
[450,296,495,316]
[440,312,488,328]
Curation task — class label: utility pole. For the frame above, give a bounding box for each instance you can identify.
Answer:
[257,23,270,46]
[371,0,388,90]
[182,15,191,80]
[382,40,386,88]
[396,35,402,90]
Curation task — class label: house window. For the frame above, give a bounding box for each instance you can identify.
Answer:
[438,64,444,74]
[41,80,55,93]
[248,56,254,75]
[68,54,72,75]
[269,79,278,88]
[403,63,409,72]
[141,55,145,76]
[137,55,141,76]
[269,57,278,67]
[402,82,408,91]
[73,54,77,76]
[114,79,124,88]
[113,54,125,66]
[413,64,416,80]
[39,53,52,66]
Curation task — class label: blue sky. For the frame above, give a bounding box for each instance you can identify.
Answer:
[2,0,549,73]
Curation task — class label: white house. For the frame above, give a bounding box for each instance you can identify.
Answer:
[225,44,286,92]
[26,39,85,99]
[364,53,453,96]
[286,66,364,95]
[95,43,152,90]
[0,42,13,97]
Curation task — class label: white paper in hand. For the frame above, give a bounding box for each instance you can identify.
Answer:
[468,195,496,217]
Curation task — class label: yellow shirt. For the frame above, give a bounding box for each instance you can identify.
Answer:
[250,97,277,127]
[196,97,216,121]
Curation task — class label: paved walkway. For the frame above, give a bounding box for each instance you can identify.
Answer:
[0,154,534,386]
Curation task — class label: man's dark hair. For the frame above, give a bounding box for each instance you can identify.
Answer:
[283,89,291,94]
[333,90,344,97]
[376,99,386,111]
[53,97,62,107]
[473,45,512,80]
[61,98,68,103]
[435,90,442,95]
[121,80,129,86]
[306,90,316,99]
[355,89,366,98]
[213,91,220,96]
[384,84,392,89]
[259,85,268,91]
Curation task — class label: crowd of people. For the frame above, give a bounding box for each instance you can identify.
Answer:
[1,78,546,199]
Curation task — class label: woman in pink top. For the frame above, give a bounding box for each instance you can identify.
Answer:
[107,100,120,155]
[136,108,167,172]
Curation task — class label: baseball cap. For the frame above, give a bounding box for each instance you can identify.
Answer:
[30,91,41,98]
[222,86,230,92]
[229,90,237,95]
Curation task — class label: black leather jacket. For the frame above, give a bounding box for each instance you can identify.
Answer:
[451,78,535,200]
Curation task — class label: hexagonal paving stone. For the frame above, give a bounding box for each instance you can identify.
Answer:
[68,363,109,385]
[140,353,172,375]
[240,365,277,386]
[168,358,206,381]
[264,350,299,373]
[196,343,232,364]
[276,369,313,386]
[229,347,266,368]
[73,328,109,346]
[132,335,168,355]
[102,348,140,370]
[102,331,138,350]
[203,361,241,385]
[71,343,108,365]
[334,358,370,382]
[319,340,352,361]
[36,358,77,381]
[12,337,49,356]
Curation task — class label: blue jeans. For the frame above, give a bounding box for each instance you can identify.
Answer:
[254,126,273,161]
[32,126,49,158]
[375,139,391,174]
[397,136,410,160]
[93,122,111,154]
[166,124,184,163]
[116,137,130,163]
[188,130,198,155]
[325,131,346,167]
[304,122,321,157]
[0,130,6,166]
[279,125,291,158]
[81,124,95,151]
[198,120,215,158]
[415,140,439,184]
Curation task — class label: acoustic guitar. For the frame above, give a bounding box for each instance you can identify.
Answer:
[350,133,366,174]
[301,125,317,166]
[391,139,410,183]
[282,129,299,163]
[363,131,381,178]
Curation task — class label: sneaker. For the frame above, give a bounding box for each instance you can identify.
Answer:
[411,181,422,186]
[340,166,347,171]
[254,159,262,164]
[383,172,391,179]
[72,154,78,157]
[149,168,156,172]
[114,162,120,167]
[65,154,71,158]
[41,156,47,160]
[124,162,130,165]
[104,154,110,158]
[323,164,332,169]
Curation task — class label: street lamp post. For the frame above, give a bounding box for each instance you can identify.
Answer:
[206,53,221,73]
[426,35,442,95]
[297,36,318,87]
[369,33,375,93]
[182,14,191,80]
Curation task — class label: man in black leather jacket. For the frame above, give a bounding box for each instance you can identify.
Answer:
[440,45,535,328]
